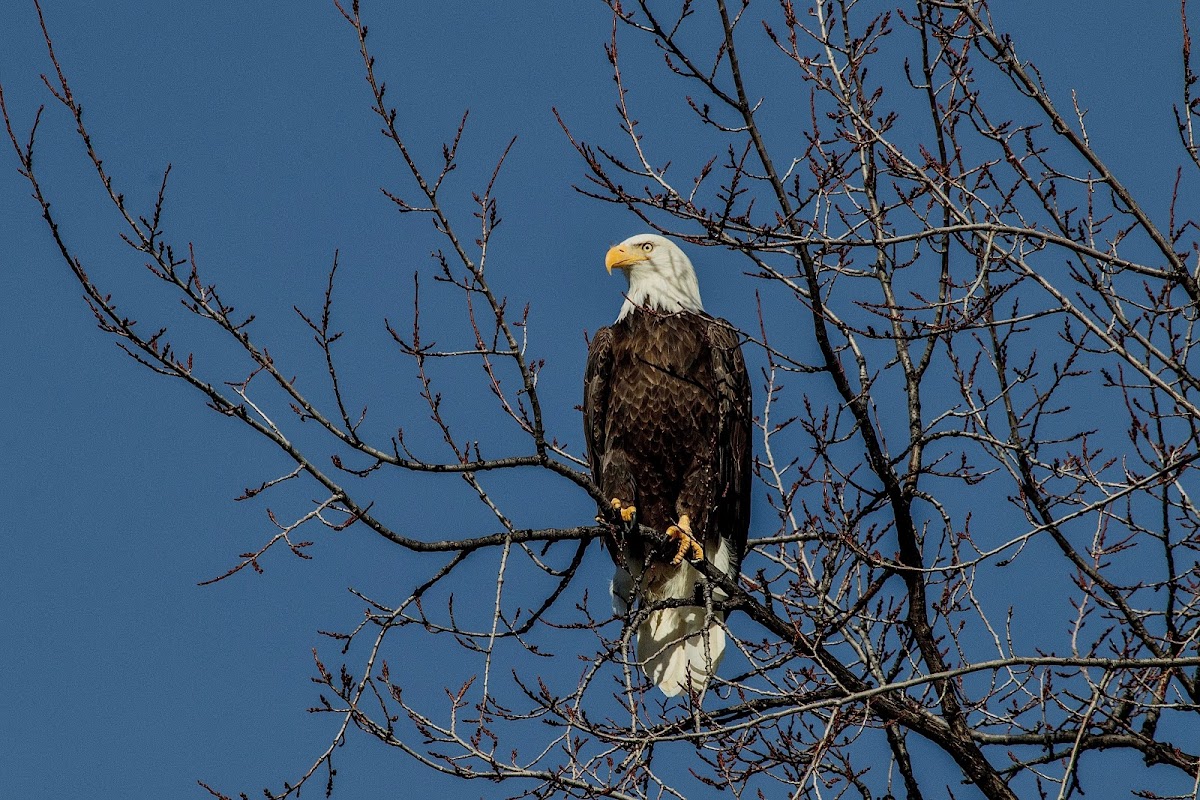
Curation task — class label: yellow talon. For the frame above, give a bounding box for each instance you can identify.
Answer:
[666,514,704,565]
[610,498,637,524]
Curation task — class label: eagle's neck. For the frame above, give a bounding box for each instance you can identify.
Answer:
[616,260,704,321]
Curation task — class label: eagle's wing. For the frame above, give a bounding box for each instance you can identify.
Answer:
[584,326,639,613]
[583,326,614,486]
[708,318,752,580]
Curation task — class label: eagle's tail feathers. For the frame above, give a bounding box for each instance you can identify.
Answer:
[611,568,634,616]
[638,607,725,698]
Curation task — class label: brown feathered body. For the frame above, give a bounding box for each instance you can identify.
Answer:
[585,307,751,696]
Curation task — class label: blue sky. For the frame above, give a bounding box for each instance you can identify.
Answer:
[0,2,1189,798]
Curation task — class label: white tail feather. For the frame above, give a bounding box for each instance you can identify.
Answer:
[637,607,726,697]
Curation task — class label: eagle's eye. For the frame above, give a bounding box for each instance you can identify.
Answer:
[640,242,654,253]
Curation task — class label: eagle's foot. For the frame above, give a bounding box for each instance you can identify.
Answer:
[610,497,637,524]
[666,514,704,565]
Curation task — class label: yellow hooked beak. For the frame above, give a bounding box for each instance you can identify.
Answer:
[605,244,649,274]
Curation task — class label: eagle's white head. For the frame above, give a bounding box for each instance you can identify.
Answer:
[605,233,704,321]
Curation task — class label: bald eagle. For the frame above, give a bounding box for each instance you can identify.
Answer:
[584,233,751,697]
